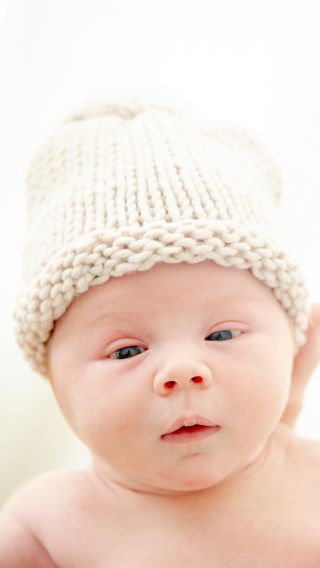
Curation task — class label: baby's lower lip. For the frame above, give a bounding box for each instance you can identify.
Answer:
[161,425,221,443]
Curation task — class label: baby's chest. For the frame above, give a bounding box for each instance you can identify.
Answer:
[56,513,320,568]
[109,526,320,568]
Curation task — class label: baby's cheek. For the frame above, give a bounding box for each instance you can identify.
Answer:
[77,389,142,448]
[228,358,290,425]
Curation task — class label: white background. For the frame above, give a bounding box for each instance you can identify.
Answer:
[0,0,319,505]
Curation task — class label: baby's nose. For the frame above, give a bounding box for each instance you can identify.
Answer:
[153,358,213,396]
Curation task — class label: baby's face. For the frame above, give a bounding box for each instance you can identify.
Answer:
[47,260,295,495]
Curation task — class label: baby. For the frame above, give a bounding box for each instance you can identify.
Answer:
[1,99,320,567]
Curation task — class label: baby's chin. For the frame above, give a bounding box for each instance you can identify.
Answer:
[90,455,229,498]
[143,457,239,496]
[89,438,275,499]
[142,442,275,496]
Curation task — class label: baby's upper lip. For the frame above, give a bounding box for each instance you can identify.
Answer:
[162,415,217,436]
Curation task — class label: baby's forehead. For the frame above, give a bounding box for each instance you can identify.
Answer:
[69,260,275,320]
[102,261,268,297]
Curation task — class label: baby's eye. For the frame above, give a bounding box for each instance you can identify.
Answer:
[109,345,147,360]
[206,329,242,341]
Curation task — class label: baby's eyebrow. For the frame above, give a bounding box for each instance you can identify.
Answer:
[86,294,263,330]
[86,310,142,330]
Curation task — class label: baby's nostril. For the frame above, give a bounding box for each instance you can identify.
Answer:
[165,381,175,389]
[192,376,203,383]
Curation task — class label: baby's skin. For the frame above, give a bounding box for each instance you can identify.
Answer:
[1,260,320,567]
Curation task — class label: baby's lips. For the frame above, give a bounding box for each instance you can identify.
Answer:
[162,414,217,436]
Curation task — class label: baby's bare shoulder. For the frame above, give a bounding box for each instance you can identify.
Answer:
[1,469,95,567]
[2,469,86,518]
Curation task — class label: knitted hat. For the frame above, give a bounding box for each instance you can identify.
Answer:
[13,97,309,378]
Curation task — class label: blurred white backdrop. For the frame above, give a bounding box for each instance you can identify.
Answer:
[0,0,319,505]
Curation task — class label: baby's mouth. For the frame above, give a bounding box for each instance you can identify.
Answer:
[161,424,221,443]
[161,417,220,442]
[174,425,208,433]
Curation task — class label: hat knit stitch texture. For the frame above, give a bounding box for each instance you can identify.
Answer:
[13,97,309,378]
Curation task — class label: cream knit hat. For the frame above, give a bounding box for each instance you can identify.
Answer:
[13,97,309,378]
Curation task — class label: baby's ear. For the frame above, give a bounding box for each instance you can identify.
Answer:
[281,303,320,428]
